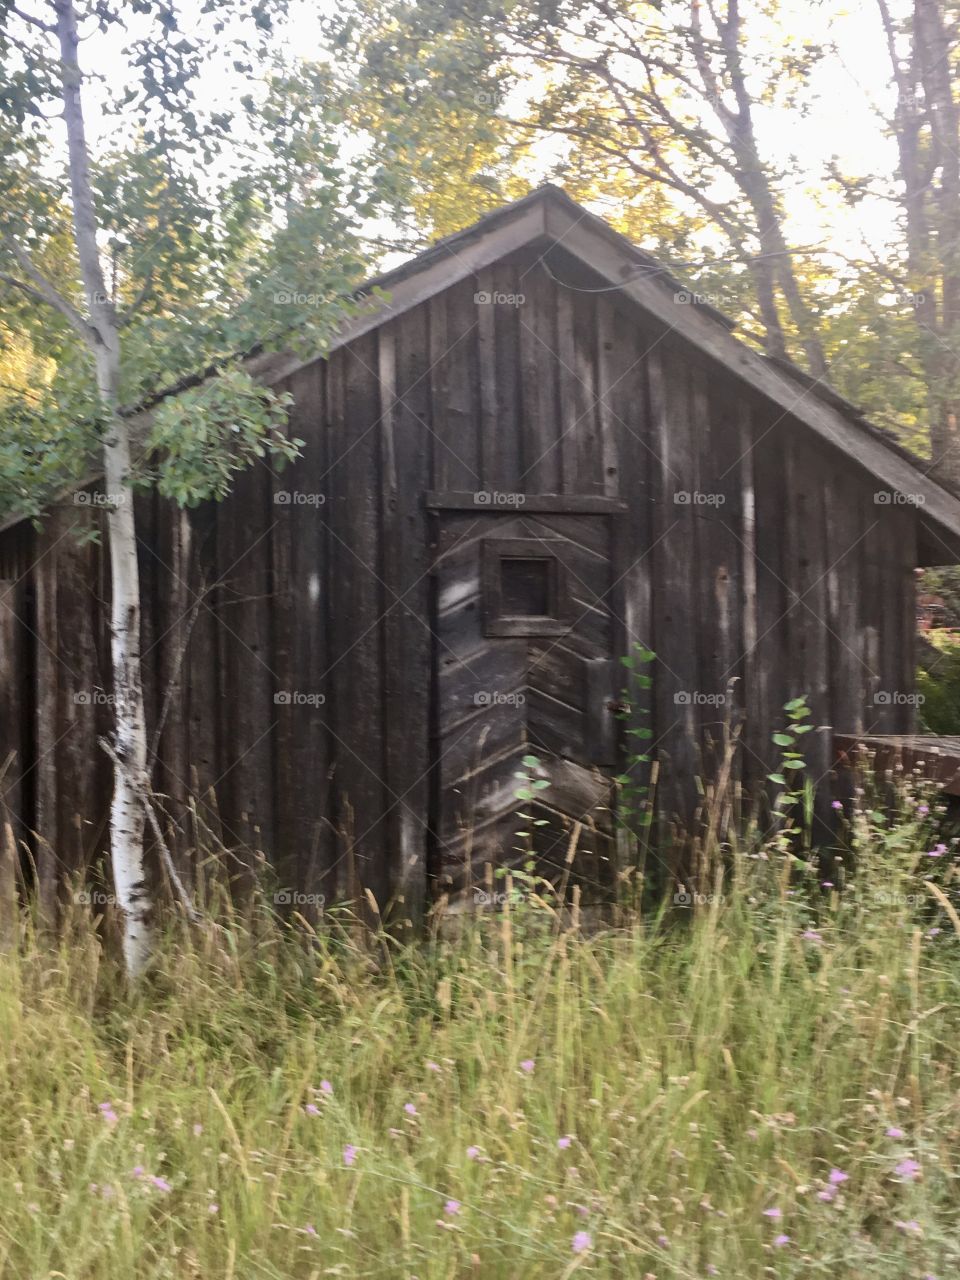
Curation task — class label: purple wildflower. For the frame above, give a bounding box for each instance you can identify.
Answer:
[520,1059,535,1074]
[894,1158,921,1181]
[886,1126,905,1139]
[149,1176,171,1193]
[98,1102,118,1125]
[774,1234,791,1247]
[343,1144,358,1167]
[444,1199,461,1216]
[131,1166,144,1179]
[426,1061,441,1073]
[558,1136,573,1149]
[466,1145,480,1160]
[404,1102,418,1116]
[762,1207,782,1219]
[572,1230,592,1254]
[831,800,843,811]
[828,1168,848,1185]
[320,1080,333,1095]
[802,929,823,944]
[304,1103,320,1116]
[895,1219,922,1234]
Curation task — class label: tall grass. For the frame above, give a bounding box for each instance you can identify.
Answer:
[1,786,959,1277]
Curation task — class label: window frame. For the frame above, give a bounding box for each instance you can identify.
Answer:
[481,537,572,637]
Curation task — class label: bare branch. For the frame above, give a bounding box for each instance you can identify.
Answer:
[3,239,95,341]
[9,3,56,33]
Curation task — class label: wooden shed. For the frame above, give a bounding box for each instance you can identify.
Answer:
[3,185,960,916]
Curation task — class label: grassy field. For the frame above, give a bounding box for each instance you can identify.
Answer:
[1,804,959,1278]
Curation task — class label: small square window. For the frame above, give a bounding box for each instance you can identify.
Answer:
[482,539,571,637]
[501,557,551,617]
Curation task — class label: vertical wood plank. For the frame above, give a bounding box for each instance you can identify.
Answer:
[216,462,276,880]
[600,300,653,881]
[0,572,26,856]
[692,373,741,785]
[555,285,581,492]
[154,502,192,873]
[518,261,562,494]
[185,501,221,834]
[595,295,622,499]
[738,406,760,791]
[648,344,699,851]
[432,278,482,494]
[269,363,333,907]
[488,262,523,493]
[34,516,61,921]
[382,309,432,923]
[327,336,389,909]
[748,415,790,792]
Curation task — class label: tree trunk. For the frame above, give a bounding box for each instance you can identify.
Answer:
[915,0,960,489]
[57,0,153,975]
[717,0,829,380]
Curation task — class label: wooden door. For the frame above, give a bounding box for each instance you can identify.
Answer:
[429,502,622,902]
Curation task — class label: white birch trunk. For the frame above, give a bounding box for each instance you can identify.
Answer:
[57,0,153,975]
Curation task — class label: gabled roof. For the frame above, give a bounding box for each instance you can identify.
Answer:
[6,184,960,559]
[278,182,960,562]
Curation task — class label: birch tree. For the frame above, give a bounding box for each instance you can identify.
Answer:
[0,0,371,975]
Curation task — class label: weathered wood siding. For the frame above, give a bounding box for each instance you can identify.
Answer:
[0,244,921,907]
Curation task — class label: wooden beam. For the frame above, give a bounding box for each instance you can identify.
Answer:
[426,492,627,513]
